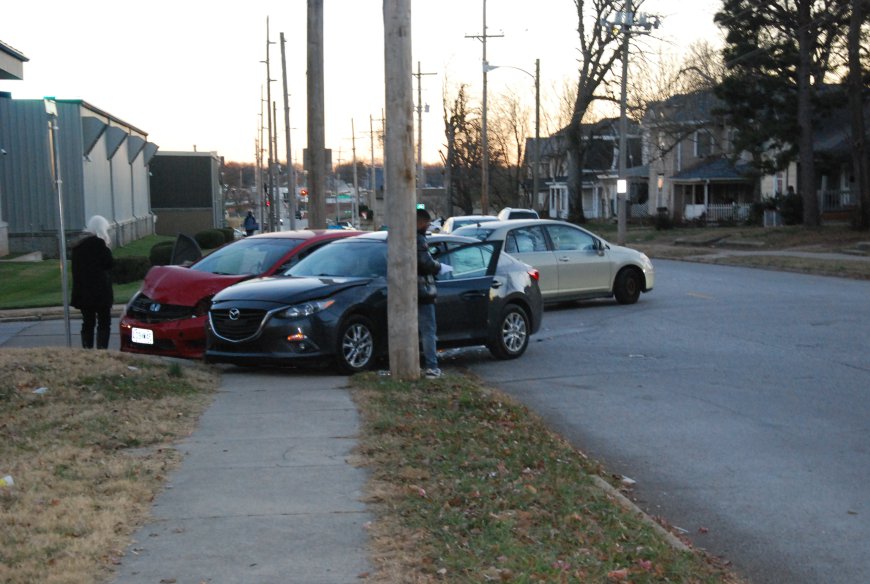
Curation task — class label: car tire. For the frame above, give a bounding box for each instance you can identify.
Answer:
[614,267,642,304]
[487,304,529,360]
[335,315,376,374]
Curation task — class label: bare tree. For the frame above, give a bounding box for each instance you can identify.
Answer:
[490,89,530,208]
[566,0,646,223]
[442,83,482,214]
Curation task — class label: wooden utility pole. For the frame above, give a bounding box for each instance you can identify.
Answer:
[466,0,501,215]
[351,119,360,228]
[413,62,436,203]
[307,0,327,229]
[384,0,418,380]
[265,18,277,232]
[280,32,297,230]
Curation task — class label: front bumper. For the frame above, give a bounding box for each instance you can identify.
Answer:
[119,315,208,359]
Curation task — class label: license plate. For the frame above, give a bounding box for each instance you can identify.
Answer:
[131,327,154,345]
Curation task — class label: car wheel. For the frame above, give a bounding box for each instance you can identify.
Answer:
[336,315,376,374]
[487,304,529,360]
[614,267,642,304]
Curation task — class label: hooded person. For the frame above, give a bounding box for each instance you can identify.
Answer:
[70,215,114,349]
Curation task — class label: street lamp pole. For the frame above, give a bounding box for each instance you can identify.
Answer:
[484,60,540,212]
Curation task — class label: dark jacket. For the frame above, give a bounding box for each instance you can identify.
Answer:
[417,230,441,304]
[70,235,114,310]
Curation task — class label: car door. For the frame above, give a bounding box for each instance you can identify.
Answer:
[543,224,612,298]
[434,241,500,342]
[502,225,560,301]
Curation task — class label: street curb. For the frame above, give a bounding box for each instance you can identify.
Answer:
[0,305,126,324]
[590,475,691,552]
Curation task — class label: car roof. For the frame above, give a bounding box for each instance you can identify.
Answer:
[341,232,479,244]
[456,218,572,230]
[245,229,360,241]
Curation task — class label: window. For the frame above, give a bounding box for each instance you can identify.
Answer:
[546,224,595,251]
[695,130,712,158]
[505,226,548,253]
[436,243,495,280]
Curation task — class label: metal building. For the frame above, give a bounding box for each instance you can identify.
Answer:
[0,95,157,257]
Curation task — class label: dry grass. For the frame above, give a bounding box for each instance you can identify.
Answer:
[0,349,217,584]
[351,373,745,584]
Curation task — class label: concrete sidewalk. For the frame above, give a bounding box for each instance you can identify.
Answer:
[109,367,373,584]
[0,317,373,583]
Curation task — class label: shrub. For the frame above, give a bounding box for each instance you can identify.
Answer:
[218,227,235,243]
[654,211,673,231]
[111,256,150,284]
[194,229,226,250]
[149,241,175,266]
[778,192,803,225]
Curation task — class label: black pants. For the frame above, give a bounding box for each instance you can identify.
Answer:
[80,306,112,349]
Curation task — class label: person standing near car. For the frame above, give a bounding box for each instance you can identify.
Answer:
[416,208,452,378]
[70,215,114,349]
[243,210,259,236]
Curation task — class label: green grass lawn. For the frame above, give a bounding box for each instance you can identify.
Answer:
[0,235,174,310]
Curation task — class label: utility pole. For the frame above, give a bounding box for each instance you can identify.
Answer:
[257,87,265,230]
[384,0,417,379]
[606,2,659,245]
[370,114,376,224]
[466,0,502,215]
[413,61,436,204]
[280,32,297,230]
[351,119,360,228]
[307,0,327,229]
[264,17,277,232]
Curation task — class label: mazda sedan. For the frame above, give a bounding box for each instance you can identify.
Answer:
[205,232,543,373]
[453,219,654,304]
[119,230,358,359]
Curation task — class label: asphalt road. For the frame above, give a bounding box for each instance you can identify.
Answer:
[443,259,869,584]
[2,260,867,583]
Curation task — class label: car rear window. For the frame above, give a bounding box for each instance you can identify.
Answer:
[191,237,304,275]
[451,226,494,241]
[508,211,538,219]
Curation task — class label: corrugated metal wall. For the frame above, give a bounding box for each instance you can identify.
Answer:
[0,97,156,255]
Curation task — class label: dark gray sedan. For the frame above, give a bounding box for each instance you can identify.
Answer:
[205,232,543,373]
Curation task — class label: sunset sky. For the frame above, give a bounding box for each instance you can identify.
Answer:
[1,0,722,166]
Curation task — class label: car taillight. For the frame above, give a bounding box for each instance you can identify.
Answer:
[193,297,212,317]
[528,268,540,281]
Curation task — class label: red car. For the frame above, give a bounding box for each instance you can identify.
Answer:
[119,229,359,359]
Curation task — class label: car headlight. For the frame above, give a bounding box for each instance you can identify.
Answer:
[277,299,335,319]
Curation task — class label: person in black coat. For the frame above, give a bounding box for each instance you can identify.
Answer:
[416,208,451,378]
[70,215,114,349]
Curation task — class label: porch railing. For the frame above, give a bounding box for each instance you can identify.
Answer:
[820,190,855,212]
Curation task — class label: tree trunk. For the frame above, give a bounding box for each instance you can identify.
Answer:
[797,0,819,227]
[849,0,869,229]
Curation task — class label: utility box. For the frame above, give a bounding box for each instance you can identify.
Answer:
[150,151,224,236]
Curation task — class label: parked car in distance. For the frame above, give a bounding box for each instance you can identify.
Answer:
[205,232,543,373]
[441,214,498,233]
[452,219,654,305]
[119,229,359,359]
[497,207,539,221]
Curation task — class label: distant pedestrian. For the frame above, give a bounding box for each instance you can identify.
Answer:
[243,211,259,236]
[70,215,114,349]
[416,208,452,378]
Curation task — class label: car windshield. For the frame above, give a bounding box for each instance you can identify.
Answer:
[191,237,304,276]
[509,211,538,219]
[451,225,495,241]
[286,240,387,278]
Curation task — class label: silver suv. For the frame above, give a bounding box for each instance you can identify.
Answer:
[497,207,539,221]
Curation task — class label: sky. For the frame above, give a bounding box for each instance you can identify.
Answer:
[1,0,722,167]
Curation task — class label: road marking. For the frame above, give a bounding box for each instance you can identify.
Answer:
[687,291,714,300]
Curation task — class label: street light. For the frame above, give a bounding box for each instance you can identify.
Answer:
[483,58,540,211]
[604,2,660,245]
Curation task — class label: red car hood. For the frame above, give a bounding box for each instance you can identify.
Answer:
[140,266,250,306]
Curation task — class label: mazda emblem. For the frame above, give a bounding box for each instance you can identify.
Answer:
[228,308,240,321]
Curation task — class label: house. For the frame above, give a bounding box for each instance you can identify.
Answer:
[0,96,156,257]
[0,39,28,257]
[644,87,868,224]
[522,119,644,220]
[643,89,755,223]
